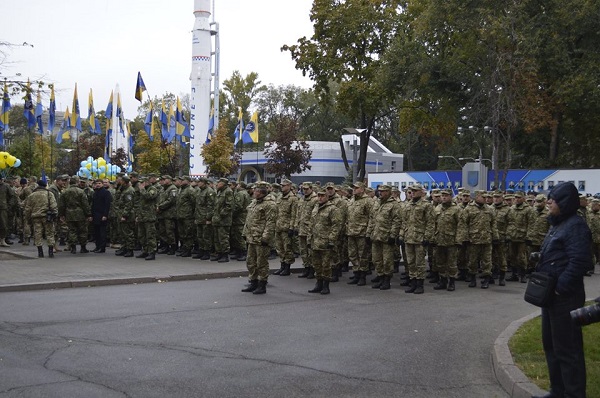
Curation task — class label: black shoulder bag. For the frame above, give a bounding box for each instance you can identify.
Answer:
[524,271,557,307]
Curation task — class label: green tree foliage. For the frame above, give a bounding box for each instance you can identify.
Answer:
[263,118,312,179]
[201,123,237,178]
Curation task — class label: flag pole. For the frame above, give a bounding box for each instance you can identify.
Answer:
[50,130,53,181]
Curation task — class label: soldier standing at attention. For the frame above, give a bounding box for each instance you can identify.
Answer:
[588,198,600,270]
[135,177,159,260]
[491,191,511,285]
[506,191,533,282]
[230,180,250,261]
[431,189,462,291]
[296,182,318,279]
[157,176,178,255]
[176,176,196,258]
[193,177,216,260]
[527,194,550,272]
[23,179,57,258]
[367,185,400,290]
[212,177,233,262]
[458,190,499,288]
[273,178,298,276]
[115,175,136,257]
[59,177,91,254]
[241,182,276,294]
[16,177,32,245]
[325,182,348,282]
[346,181,373,286]
[307,188,341,295]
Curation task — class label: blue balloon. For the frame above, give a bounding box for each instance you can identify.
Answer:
[14,159,21,168]
[81,161,87,168]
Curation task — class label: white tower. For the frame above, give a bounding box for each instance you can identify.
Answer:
[189,0,213,176]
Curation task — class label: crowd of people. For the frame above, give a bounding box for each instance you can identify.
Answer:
[0,174,599,296]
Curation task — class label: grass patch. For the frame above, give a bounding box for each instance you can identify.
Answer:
[509,304,600,397]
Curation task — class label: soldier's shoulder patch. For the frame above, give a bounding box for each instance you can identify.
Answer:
[126,194,132,201]
[171,190,177,197]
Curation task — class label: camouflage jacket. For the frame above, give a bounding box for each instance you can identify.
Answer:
[527,206,550,246]
[367,196,400,242]
[243,195,276,245]
[506,203,533,242]
[137,184,159,222]
[116,185,135,221]
[232,189,251,226]
[309,200,341,250]
[212,186,233,226]
[492,203,511,241]
[275,191,298,232]
[432,202,461,247]
[176,184,196,220]
[587,210,600,244]
[24,187,57,219]
[194,185,216,223]
[345,193,372,237]
[157,183,178,219]
[58,186,90,221]
[457,202,498,244]
[400,197,434,244]
[296,192,318,236]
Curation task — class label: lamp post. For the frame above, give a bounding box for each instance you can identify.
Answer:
[438,155,463,169]
[343,127,367,183]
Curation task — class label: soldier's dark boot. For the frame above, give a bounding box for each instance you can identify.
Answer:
[167,244,177,255]
[217,253,229,262]
[447,277,455,291]
[192,249,204,259]
[80,245,89,254]
[191,245,199,255]
[18,234,23,243]
[468,274,477,288]
[115,247,125,256]
[498,271,506,286]
[413,279,425,294]
[48,246,54,258]
[59,238,66,246]
[237,250,247,262]
[405,279,417,293]
[210,253,220,261]
[252,280,268,295]
[428,271,439,284]
[330,267,339,282]
[123,250,134,258]
[145,252,156,261]
[371,275,382,283]
[465,272,473,283]
[180,247,192,258]
[273,262,285,275]
[506,268,519,281]
[456,269,467,281]
[379,275,391,290]
[347,271,359,284]
[306,267,315,280]
[372,275,384,289]
[298,267,310,278]
[37,246,44,258]
[519,270,527,283]
[356,271,367,286]
[341,261,349,272]
[136,252,148,259]
[308,279,324,293]
[320,280,330,295]
[200,250,211,260]
[399,274,411,286]
[70,245,77,254]
[393,260,400,273]
[434,277,448,290]
[241,280,258,292]
[279,263,292,276]
[481,275,491,289]
[157,245,169,254]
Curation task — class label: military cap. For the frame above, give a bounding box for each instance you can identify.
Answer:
[352,181,365,189]
[504,194,514,199]
[116,172,125,178]
[431,189,441,196]
[514,191,525,198]
[461,189,471,196]
[147,172,158,178]
[301,181,312,188]
[129,171,139,177]
[535,194,547,202]
[316,188,328,195]
[378,184,391,191]
[229,179,238,185]
[138,177,146,183]
[391,186,399,192]
[579,194,588,200]
[37,179,48,187]
[182,176,191,182]
[440,189,452,195]
[325,182,336,189]
[57,174,69,180]
[121,175,130,182]
[247,183,255,189]
[255,181,269,189]
[492,191,504,198]
[365,187,374,193]
[592,198,600,204]
[214,177,226,184]
[239,181,247,189]
[473,190,485,196]
[161,175,172,180]
[281,178,292,186]
[271,182,281,189]
[410,183,424,191]
[483,192,492,198]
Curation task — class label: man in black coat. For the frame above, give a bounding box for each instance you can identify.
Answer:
[91,179,112,253]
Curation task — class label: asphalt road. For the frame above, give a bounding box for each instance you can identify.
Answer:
[0,275,550,398]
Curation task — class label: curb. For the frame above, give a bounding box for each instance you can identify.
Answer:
[492,311,547,398]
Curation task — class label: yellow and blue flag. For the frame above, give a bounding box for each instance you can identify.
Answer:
[144,104,154,141]
[117,93,124,136]
[70,84,82,132]
[48,85,56,132]
[88,89,101,134]
[0,81,11,136]
[205,110,214,144]
[175,96,190,138]
[23,80,36,128]
[56,107,71,143]
[242,111,259,144]
[160,100,169,140]
[233,107,244,146]
[135,72,146,102]
[35,91,44,134]
[167,103,176,143]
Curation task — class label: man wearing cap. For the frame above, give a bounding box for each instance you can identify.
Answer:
[90,179,112,253]
[58,177,91,254]
[0,178,15,247]
[193,177,216,260]
[296,182,319,279]
[16,177,32,244]
[399,183,434,294]
[454,189,472,281]
[24,180,57,257]
[366,185,400,290]
[431,189,461,291]
[115,175,136,257]
[157,176,178,255]
[230,180,251,262]
[241,181,276,294]
[527,194,550,273]
[175,176,196,257]
[346,181,373,286]
[273,178,298,276]
[135,177,159,260]
[48,175,68,248]
[211,177,233,262]
[325,182,349,281]
[426,189,442,284]
[491,191,510,285]
[457,190,499,288]
[506,191,533,282]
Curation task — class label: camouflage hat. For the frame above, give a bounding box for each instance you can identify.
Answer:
[239,181,247,188]
[535,194,547,202]
[365,187,374,193]
[579,194,588,200]
[247,183,255,189]
[182,176,191,182]
[514,191,525,198]
[391,186,399,192]
[229,179,238,185]
[138,177,146,183]
[255,181,269,189]
[301,181,312,189]
[121,175,130,182]
[147,172,158,178]
[504,194,514,199]
[492,191,504,198]
[592,198,600,204]
[217,177,229,184]
[461,189,471,196]
[482,192,492,198]
[129,171,139,178]
[116,172,125,178]
[161,175,172,180]
[57,174,69,180]
[316,188,328,195]
[474,190,486,196]
[440,189,452,195]
[325,182,336,189]
[281,178,292,186]
[271,183,281,189]
[378,184,391,191]
[352,181,365,189]
[431,189,441,197]
[410,183,424,191]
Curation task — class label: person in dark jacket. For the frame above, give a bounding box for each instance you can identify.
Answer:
[91,179,112,253]
[534,182,592,398]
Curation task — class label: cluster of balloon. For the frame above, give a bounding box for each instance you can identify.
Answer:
[0,151,22,178]
[78,156,122,181]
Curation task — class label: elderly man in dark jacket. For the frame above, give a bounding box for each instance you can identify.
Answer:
[534,182,592,398]
[91,179,112,253]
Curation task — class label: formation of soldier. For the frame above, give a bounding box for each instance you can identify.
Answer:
[2,174,599,296]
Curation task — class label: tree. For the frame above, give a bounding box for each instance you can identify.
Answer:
[200,123,238,178]
[220,71,267,135]
[263,118,312,179]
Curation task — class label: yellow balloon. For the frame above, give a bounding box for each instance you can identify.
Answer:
[5,155,16,167]
[110,175,116,181]
[99,173,106,178]
[85,162,92,170]
[0,159,5,169]
[98,158,106,167]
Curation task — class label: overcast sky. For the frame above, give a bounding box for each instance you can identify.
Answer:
[2,0,314,119]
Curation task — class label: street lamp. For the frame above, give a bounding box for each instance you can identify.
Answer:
[343,127,367,183]
[438,155,462,168]
[458,157,493,166]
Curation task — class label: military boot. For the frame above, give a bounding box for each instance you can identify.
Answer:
[48,246,54,258]
[498,271,506,286]
[372,275,384,289]
[192,249,204,259]
[157,245,169,254]
[123,250,134,258]
[413,279,425,294]
[167,244,177,255]
[115,247,125,256]
[210,253,220,261]
[308,279,323,293]
[80,245,89,254]
[399,276,411,286]
[347,271,359,284]
[433,277,448,290]
[356,271,367,286]
[37,246,44,258]
[447,277,455,291]
[393,260,400,273]
[379,275,391,290]
[468,274,477,288]
[481,275,491,289]
[136,252,149,259]
[405,279,417,293]
[237,250,247,262]
[506,268,519,282]
[180,247,192,258]
[428,271,439,284]
[519,270,527,283]
[241,280,258,292]
[306,267,315,279]
[217,253,229,262]
[320,280,330,295]
[252,280,267,295]
[298,267,310,278]
[330,267,339,282]
[69,245,77,254]
[371,275,382,283]
[273,262,285,275]
[341,261,350,272]
[145,252,156,261]
[456,269,467,281]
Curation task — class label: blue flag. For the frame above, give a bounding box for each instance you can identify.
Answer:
[135,72,146,102]
[48,85,56,132]
[35,91,44,134]
[23,80,36,129]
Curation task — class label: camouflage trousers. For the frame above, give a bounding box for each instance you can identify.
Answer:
[347,236,370,272]
[119,221,136,250]
[177,218,195,250]
[405,243,427,280]
[67,220,88,246]
[371,240,395,277]
[298,235,312,268]
[467,243,492,276]
[508,241,528,272]
[31,217,55,247]
[247,243,270,281]
[230,224,245,252]
[312,248,333,281]
[492,242,508,273]
[158,218,176,245]
[275,230,295,265]
[434,245,458,278]
[213,225,230,254]
[0,209,7,239]
[196,222,213,252]
[138,221,157,254]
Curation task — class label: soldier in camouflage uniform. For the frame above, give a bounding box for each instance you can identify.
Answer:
[427,190,442,283]
[230,180,250,261]
[135,177,159,260]
[24,180,57,258]
[211,177,233,262]
[325,182,348,281]
[458,190,499,289]
[506,191,533,282]
[399,184,434,294]
[16,178,32,244]
[491,191,511,285]
[588,198,600,269]
[527,194,550,271]
[346,181,373,286]
[307,188,341,295]
[367,185,400,290]
[193,177,216,260]
[157,176,178,255]
[79,177,94,242]
[176,176,196,258]
[273,178,298,276]
[456,189,472,281]
[431,189,461,291]
[58,177,91,254]
[115,175,136,257]
[241,182,276,294]
[296,182,318,279]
